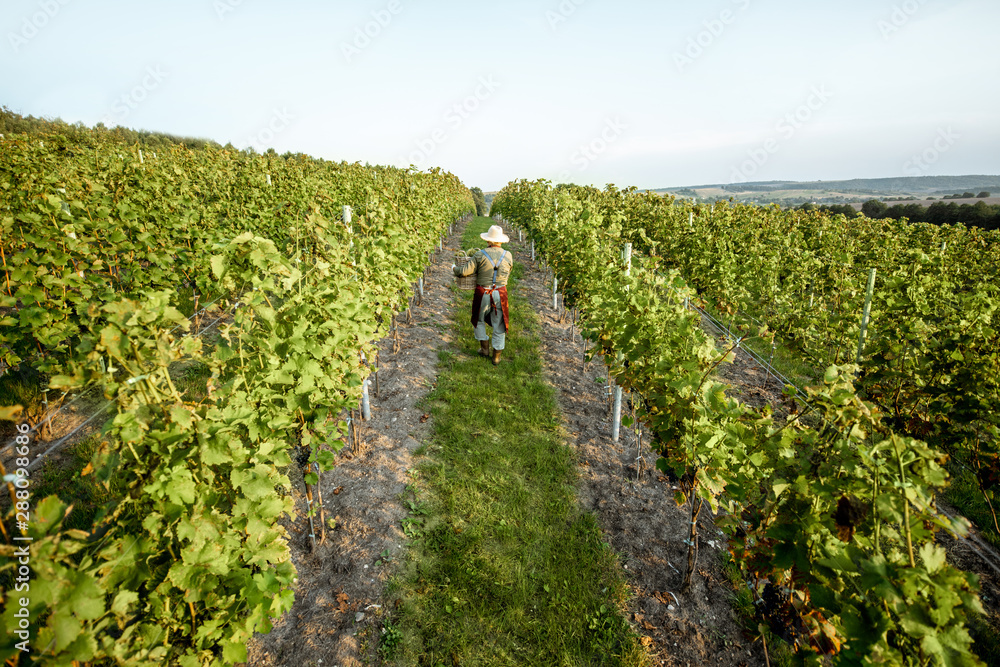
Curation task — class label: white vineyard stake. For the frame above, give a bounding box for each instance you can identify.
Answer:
[343,205,353,249]
[855,268,877,365]
[611,242,632,442]
[612,372,623,443]
[362,378,372,420]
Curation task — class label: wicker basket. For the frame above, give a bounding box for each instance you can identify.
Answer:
[454,250,478,290]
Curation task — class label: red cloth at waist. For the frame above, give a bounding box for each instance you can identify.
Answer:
[471,285,509,331]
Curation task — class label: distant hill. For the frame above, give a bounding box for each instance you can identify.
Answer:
[659,175,1000,199]
[651,176,1000,230]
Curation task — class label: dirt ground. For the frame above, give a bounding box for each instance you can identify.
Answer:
[14,217,993,666]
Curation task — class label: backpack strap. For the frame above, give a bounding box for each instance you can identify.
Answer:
[482,249,509,288]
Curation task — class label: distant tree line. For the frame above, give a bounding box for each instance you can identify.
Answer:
[795,199,1000,232]
[797,202,860,219]
[470,187,488,216]
[940,191,991,199]
[861,199,1000,231]
[722,175,1000,194]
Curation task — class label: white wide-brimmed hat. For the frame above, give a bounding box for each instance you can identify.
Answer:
[480,225,510,244]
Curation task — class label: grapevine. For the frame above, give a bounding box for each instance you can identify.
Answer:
[0,127,473,665]
[492,180,985,665]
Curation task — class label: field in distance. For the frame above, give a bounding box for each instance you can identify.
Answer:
[657,175,1000,207]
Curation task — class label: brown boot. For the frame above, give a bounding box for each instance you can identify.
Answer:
[478,340,490,358]
[492,348,502,366]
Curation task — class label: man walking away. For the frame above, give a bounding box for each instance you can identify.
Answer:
[452,225,513,366]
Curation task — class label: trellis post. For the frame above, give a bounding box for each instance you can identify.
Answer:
[855,268,877,365]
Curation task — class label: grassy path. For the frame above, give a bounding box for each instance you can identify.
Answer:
[388,217,645,666]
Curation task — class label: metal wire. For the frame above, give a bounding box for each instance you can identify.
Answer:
[575,241,1000,602]
[25,401,115,471]
[630,247,815,406]
[937,504,1000,580]
[2,288,244,461]
[684,299,812,404]
[0,388,100,457]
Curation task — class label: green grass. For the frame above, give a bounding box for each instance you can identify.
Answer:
[0,433,126,599]
[741,330,820,389]
[171,359,213,403]
[967,611,1000,666]
[0,430,129,667]
[388,217,645,666]
[172,285,226,320]
[0,286,217,430]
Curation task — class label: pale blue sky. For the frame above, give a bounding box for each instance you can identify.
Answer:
[2,0,998,191]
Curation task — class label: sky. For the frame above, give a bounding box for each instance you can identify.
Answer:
[2,0,999,192]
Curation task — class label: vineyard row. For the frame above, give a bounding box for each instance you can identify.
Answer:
[492,180,986,666]
[0,127,473,665]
